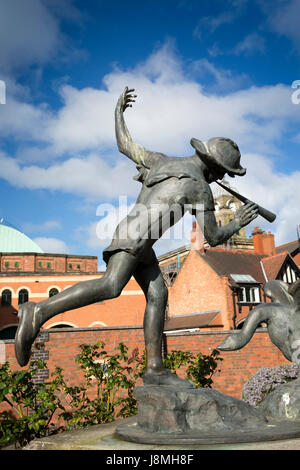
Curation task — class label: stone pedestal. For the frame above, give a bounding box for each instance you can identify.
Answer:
[261,379,300,421]
[135,385,265,433]
[115,385,300,445]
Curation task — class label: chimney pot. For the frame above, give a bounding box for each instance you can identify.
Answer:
[190,221,204,252]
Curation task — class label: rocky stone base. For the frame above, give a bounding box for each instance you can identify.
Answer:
[261,379,300,421]
[134,385,267,434]
[115,385,300,445]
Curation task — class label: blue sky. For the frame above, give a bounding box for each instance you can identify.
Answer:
[0,0,299,269]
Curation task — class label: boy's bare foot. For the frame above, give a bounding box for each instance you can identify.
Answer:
[143,368,195,388]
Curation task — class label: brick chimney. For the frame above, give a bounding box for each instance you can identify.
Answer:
[190,221,204,252]
[252,226,264,254]
[263,231,276,256]
[252,227,276,256]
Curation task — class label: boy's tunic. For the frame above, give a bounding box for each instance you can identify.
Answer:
[103,148,215,265]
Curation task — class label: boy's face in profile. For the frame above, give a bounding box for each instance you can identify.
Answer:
[205,166,226,184]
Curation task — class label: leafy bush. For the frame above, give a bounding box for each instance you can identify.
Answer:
[58,341,141,428]
[242,363,299,408]
[162,350,195,373]
[161,348,223,388]
[186,349,223,388]
[0,360,65,448]
[0,342,222,448]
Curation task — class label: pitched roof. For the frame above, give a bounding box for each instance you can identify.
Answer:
[198,249,266,284]
[261,251,299,281]
[164,310,222,331]
[276,240,299,256]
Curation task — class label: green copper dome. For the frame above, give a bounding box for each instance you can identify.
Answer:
[0,222,44,253]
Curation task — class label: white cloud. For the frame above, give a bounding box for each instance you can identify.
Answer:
[0,96,50,142]
[0,150,139,199]
[264,0,300,52]
[45,85,116,153]
[0,0,60,72]
[221,153,300,245]
[22,220,61,234]
[0,0,83,73]
[193,1,248,38]
[190,58,250,92]
[33,237,69,254]
[42,44,299,158]
[208,33,265,58]
[0,0,84,148]
[1,42,299,158]
[233,33,265,55]
[194,11,237,39]
[0,42,299,246]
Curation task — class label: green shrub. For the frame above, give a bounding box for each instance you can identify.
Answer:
[186,349,223,388]
[59,341,141,428]
[0,360,64,448]
[0,343,222,448]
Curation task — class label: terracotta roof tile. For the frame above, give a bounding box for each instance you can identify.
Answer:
[276,240,299,256]
[261,251,289,280]
[198,249,266,284]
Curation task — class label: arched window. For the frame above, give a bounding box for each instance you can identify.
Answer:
[1,289,12,306]
[49,288,59,298]
[0,326,17,340]
[18,289,29,305]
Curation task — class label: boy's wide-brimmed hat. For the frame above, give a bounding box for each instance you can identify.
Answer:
[190,137,246,176]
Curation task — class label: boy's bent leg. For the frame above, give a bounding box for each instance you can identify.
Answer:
[134,254,194,388]
[15,251,139,366]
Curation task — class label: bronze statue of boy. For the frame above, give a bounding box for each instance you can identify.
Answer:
[15,87,258,387]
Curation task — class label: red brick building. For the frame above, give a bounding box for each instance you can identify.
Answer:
[162,221,299,326]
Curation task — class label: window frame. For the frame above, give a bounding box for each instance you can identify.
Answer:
[1,289,12,306]
[18,288,29,305]
[281,263,298,284]
[49,287,59,298]
[237,284,261,304]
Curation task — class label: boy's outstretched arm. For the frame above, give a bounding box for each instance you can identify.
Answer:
[115,86,148,166]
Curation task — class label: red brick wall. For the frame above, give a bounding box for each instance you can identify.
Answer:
[1,327,289,400]
[35,255,66,273]
[168,251,231,329]
[0,253,98,274]
[166,331,289,398]
[1,254,36,272]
